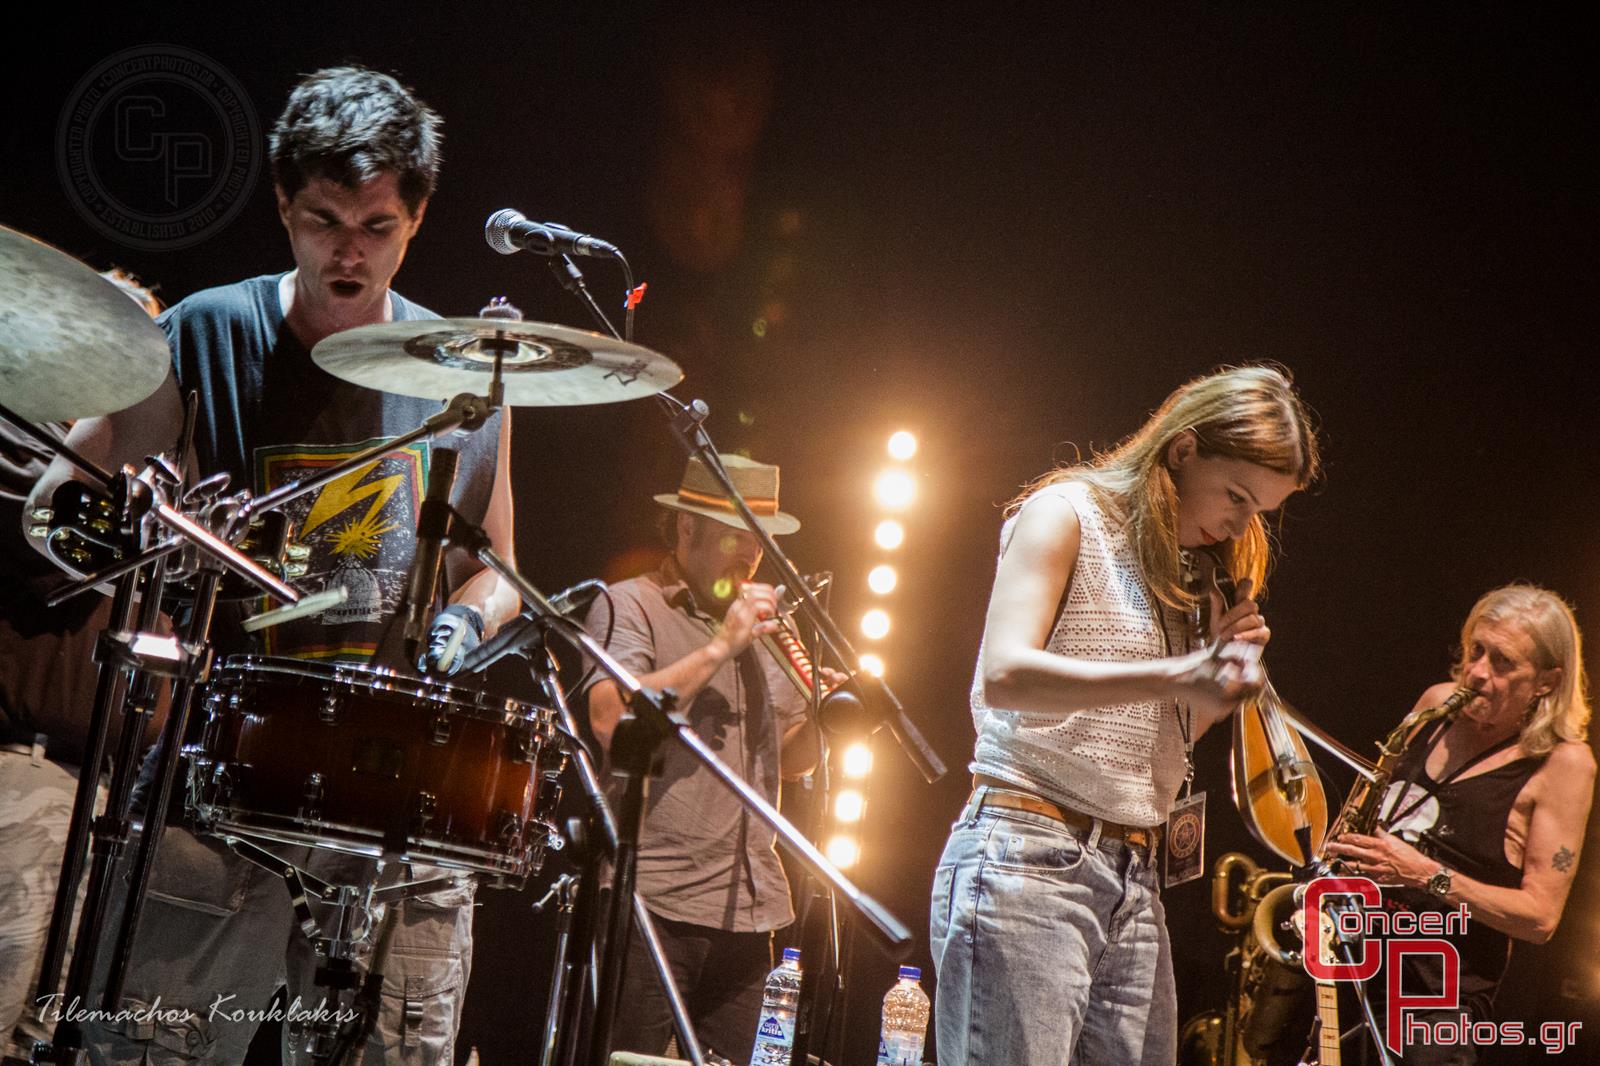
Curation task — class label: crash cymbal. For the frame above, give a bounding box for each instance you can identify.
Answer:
[311,317,683,406]
[0,225,171,421]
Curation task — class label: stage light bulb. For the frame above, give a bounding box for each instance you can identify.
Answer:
[874,520,905,550]
[835,789,866,823]
[873,468,915,510]
[842,742,873,778]
[826,834,860,868]
[861,609,890,640]
[858,653,886,678]
[887,431,918,461]
[867,564,898,595]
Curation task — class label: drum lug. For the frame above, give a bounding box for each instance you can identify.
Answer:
[319,690,343,725]
[538,776,563,819]
[300,772,325,821]
[412,791,438,834]
[512,731,537,764]
[430,713,452,745]
[492,808,523,844]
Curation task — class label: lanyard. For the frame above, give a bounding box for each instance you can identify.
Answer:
[1381,722,1519,828]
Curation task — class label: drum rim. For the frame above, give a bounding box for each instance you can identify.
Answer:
[194,808,542,877]
[211,653,550,722]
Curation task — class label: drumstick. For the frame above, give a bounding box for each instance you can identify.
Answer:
[240,586,350,632]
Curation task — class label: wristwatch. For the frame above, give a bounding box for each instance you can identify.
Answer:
[1426,866,1453,899]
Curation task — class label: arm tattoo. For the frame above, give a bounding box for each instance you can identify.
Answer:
[1552,846,1575,873]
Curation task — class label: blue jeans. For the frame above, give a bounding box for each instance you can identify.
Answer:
[929,789,1176,1065]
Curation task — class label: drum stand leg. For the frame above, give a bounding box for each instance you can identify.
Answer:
[532,875,578,1066]
[222,837,460,1066]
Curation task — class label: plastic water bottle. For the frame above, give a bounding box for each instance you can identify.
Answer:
[749,947,802,1066]
[875,965,930,1066]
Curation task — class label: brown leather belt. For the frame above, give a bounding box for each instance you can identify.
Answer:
[971,774,1161,851]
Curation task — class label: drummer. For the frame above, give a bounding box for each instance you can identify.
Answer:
[29,66,516,1065]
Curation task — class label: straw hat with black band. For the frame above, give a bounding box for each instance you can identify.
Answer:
[653,453,800,536]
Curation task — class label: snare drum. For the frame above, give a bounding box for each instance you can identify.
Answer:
[189,655,557,878]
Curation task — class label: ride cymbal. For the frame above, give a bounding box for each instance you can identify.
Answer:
[311,318,682,406]
[0,225,170,421]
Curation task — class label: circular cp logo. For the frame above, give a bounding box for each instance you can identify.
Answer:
[56,45,261,251]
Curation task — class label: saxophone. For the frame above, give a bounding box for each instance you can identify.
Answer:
[1180,686,1475,1066]
[1179,852,1307,1066]
[1319,685,1475,863]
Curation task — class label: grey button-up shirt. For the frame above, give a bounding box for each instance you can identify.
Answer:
[581,563,809,932]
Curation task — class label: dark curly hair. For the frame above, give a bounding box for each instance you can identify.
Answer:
[269,66,442,214]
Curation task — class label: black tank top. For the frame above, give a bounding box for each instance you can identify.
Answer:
[1377,729,1543,1012]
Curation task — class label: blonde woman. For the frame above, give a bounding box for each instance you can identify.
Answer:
[930,365,1321,1065]
[1327,585,1595,1064]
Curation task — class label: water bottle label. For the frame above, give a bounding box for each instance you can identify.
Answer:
[757,1013,792,1042]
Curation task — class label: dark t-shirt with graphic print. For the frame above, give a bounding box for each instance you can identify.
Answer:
[159,274,501,661]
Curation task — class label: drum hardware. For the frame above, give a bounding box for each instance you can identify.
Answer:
[319,687,344,725]
[429,711,453,745]
[492,808,523,844]
[214,833,465,1065]
[412,792,439,835]
[301,773,326,822]
[530,874,581,1066]
[0,297,319,1066]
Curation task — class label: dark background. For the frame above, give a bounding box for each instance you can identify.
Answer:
[4,4,1597,1063]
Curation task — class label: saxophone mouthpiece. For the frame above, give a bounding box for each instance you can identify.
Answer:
[1441,686,1478,715]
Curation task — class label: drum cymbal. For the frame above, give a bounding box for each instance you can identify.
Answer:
[311,318,683,406]
[0,226,171,421]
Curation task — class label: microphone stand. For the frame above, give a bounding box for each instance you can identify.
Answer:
[790,588,845,1066]
[526,249,944,1066]
[436,509,913,1066]
[495,623,708,1066]
[537,257,947,786]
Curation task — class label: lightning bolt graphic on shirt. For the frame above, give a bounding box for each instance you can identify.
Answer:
[300,461,407,539]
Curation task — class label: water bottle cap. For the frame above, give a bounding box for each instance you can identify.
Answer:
[782,947,802,963]
[898,965,921,981]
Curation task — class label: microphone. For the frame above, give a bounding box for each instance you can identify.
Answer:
[547,577,608,618]
[402,448,460,662]
[485,209,621,259]
[453,579,609,675]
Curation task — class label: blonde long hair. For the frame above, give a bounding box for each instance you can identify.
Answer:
[1010,364,1321,611]
[1453,584,1591,755]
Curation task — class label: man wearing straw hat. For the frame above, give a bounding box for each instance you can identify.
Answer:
[583,453,826,1062]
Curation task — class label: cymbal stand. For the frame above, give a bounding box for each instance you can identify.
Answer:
[1,358,506,1064]
[0,405,278,1065]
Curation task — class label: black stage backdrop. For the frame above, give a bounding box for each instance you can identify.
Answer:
[4,4,1597,1063]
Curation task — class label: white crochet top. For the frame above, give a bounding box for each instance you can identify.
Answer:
[970,480,1193,827]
